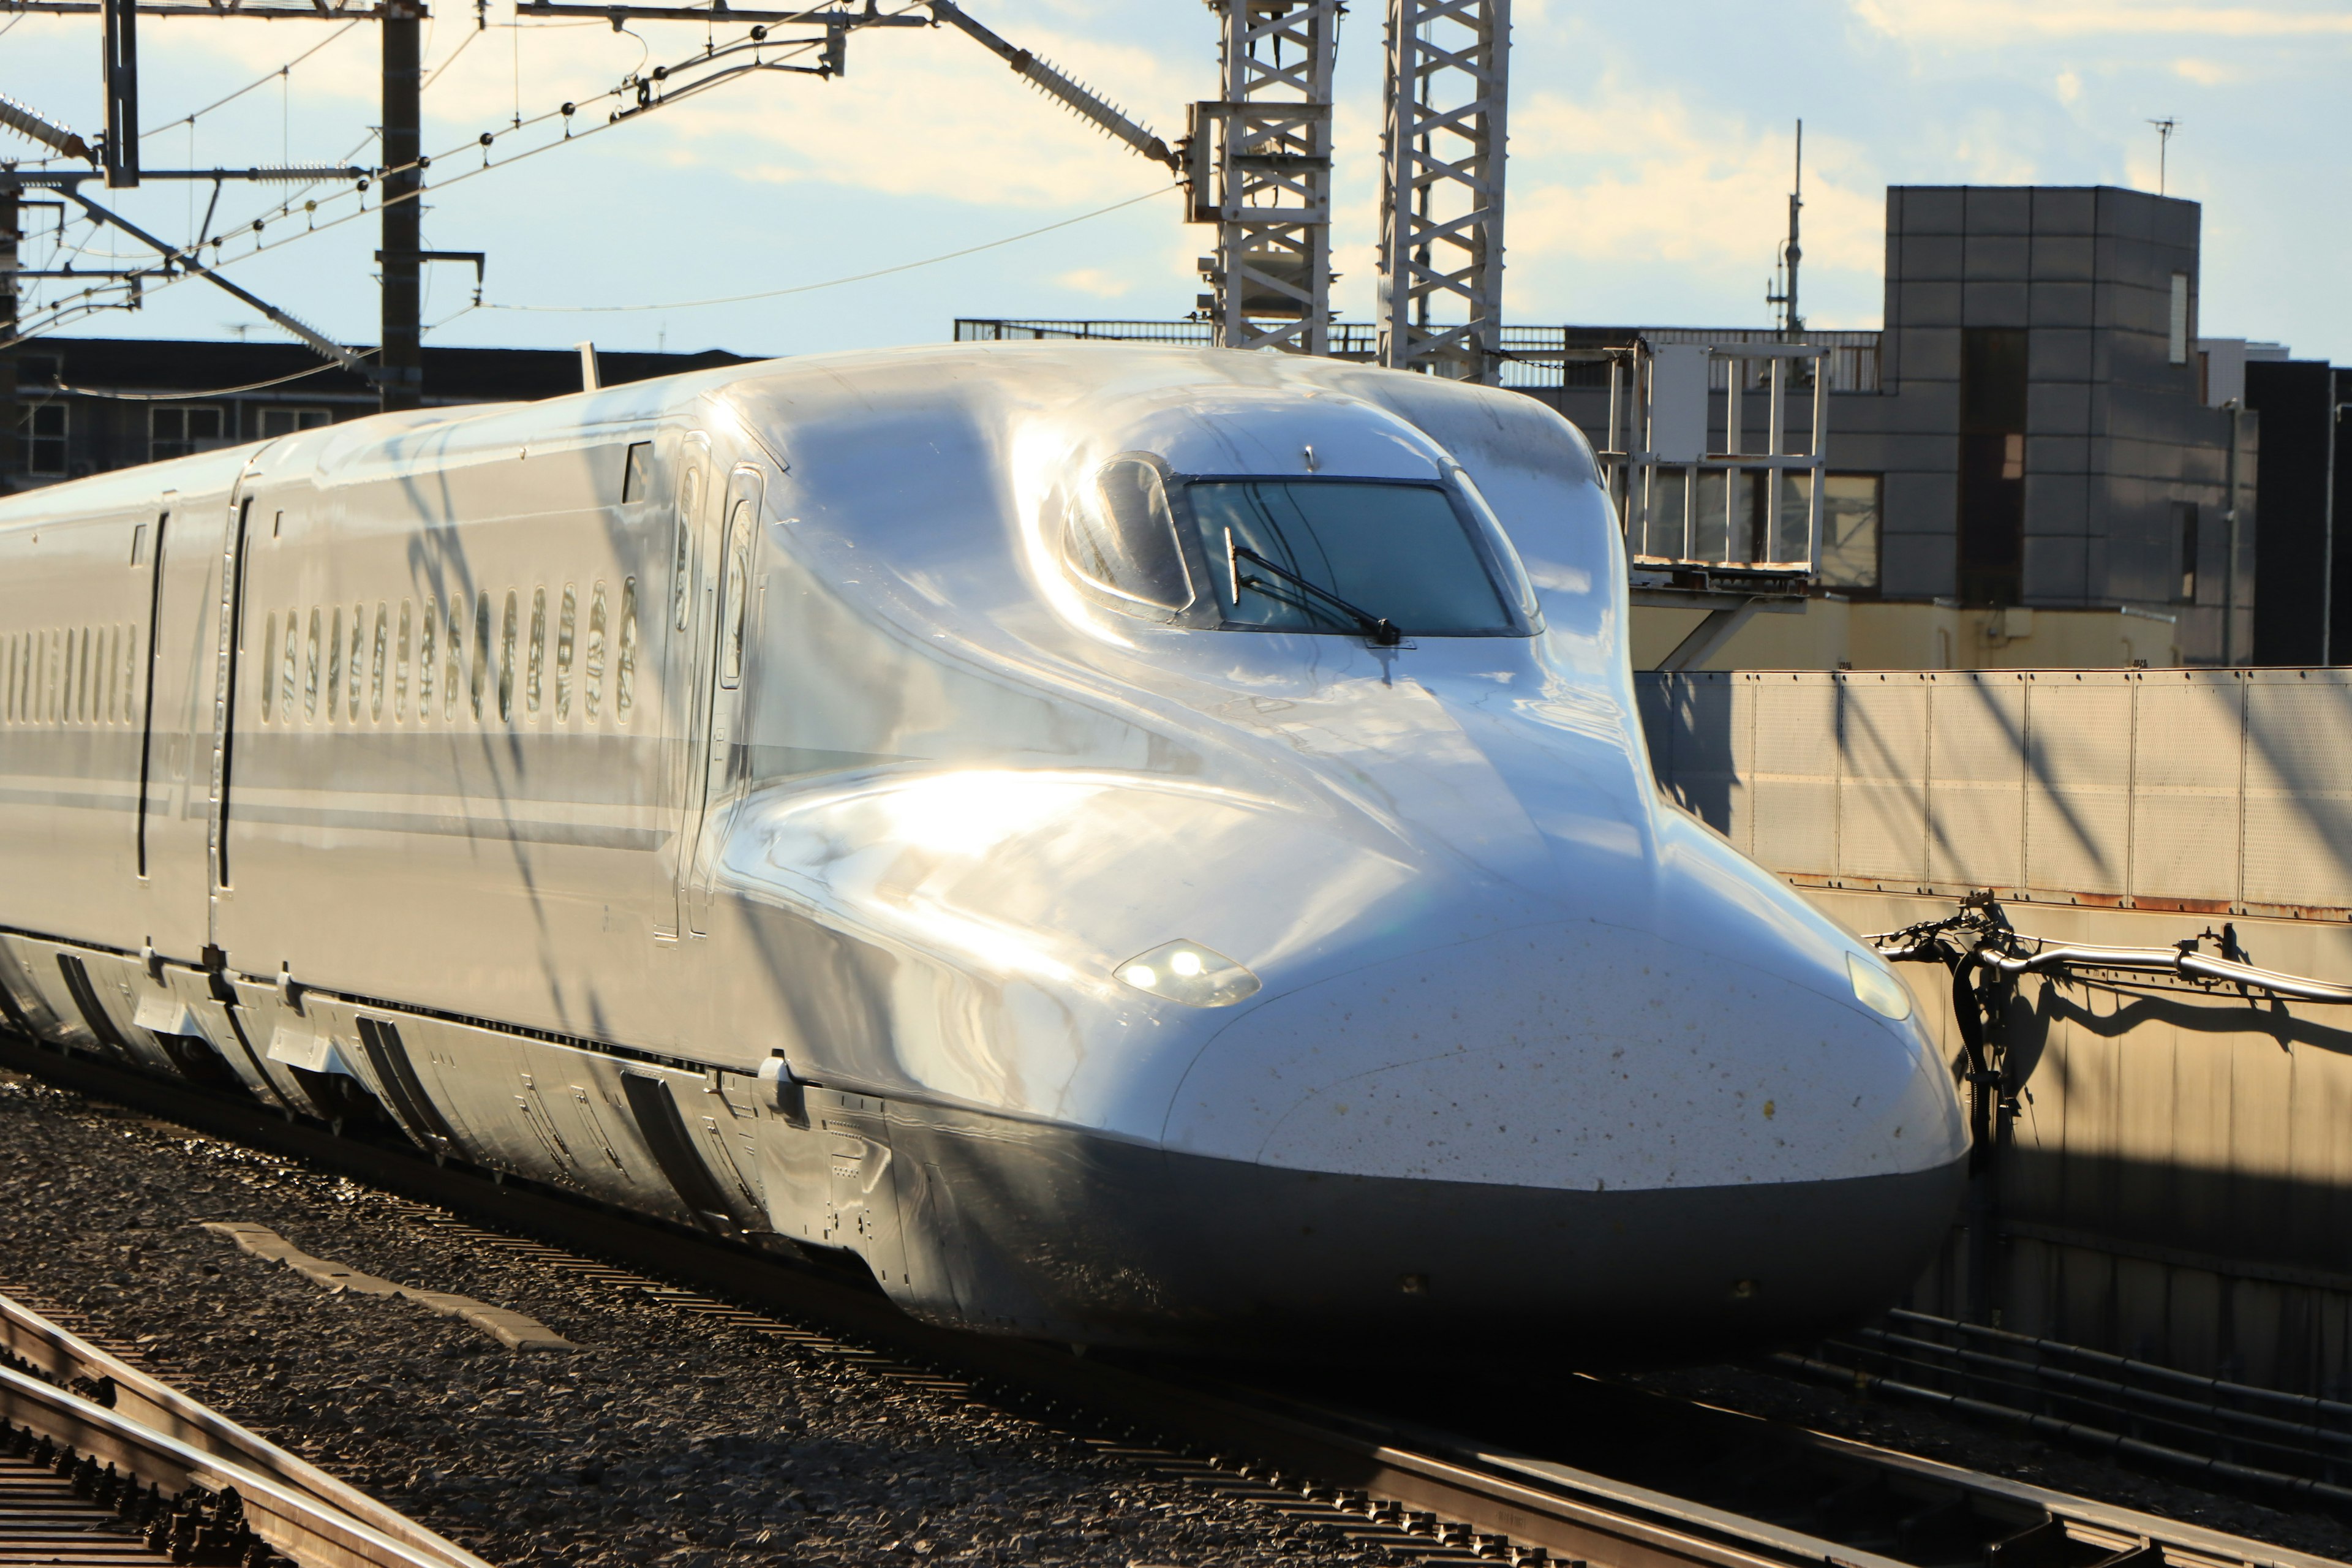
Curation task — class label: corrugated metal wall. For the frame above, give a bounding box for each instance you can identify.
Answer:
[1639,670,2352,1395]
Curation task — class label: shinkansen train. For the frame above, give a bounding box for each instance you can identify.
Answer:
[0,344,1966,1357]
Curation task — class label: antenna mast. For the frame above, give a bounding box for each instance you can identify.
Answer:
[1765,119,1802,338]
[2147,117,2176,195]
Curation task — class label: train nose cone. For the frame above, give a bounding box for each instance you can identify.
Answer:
[1156,918,1966,1352]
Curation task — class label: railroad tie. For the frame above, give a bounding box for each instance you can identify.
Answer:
[198,1223,581,1352]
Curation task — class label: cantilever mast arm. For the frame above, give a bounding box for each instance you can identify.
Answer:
[928,0,1177,170]
[64,187,379,381]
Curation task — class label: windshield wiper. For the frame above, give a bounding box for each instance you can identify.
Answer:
[1231,543,1403,647]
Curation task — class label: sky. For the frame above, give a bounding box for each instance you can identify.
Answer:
[3,0,2348,365]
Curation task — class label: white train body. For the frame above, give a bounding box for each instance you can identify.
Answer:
[0,344,1966,1355]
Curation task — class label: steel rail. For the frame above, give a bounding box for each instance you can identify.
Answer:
[0,1362,493,1568]
[3,1035,2344,1568]
[0,1293,491,1568]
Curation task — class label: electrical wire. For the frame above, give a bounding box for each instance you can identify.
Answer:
[480,184,1180,313]
[44,351,380,401]
[141,20,363,138]
[3,0,957,350]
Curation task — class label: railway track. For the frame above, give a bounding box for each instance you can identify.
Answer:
[3,1033,2343,1568]
[0,1284,491,1568]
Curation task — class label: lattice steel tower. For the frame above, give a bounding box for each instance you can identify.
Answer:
[1196,0,1338,353]
[1376,0,1509,382]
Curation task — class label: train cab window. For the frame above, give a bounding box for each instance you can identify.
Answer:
[720,500,752,688]
[623,441,654,504]
[1061,456,1194,619]
[1186,478,1536,638]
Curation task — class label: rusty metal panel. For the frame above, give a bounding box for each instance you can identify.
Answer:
[1838,675,1931,884]
[2021,671,2136,900]
[2242,669,2352,912]
[1925,673,2029,891]
[2128,672,2244,907]
[1749,673,1838,873]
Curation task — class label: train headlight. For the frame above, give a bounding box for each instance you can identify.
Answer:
[1115,940,1261,1007]
[1846,952,1914,1021]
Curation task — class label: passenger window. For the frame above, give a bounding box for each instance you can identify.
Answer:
[326,607,344,721]
[260,615,277,723]
[443,601,464,722]
[498,589,519,723]
[623,440,653,503]
[527,587,546,715]
[556,585,577,721]
[418,601,437,717]
[304,609,322,721]
[394,601,411,722]
[279,607,298,719]
[673,467,700,632]
[470,592,491,723]
[585,583,608,722]
[370,603,388,722]
[348,604,365,719]
[616,578,638,720]
[720,500,752,688]
[1062,457,1193,617]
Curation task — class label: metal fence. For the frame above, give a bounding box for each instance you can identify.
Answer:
[951,319,1883,394]
[1638,668,2352,919]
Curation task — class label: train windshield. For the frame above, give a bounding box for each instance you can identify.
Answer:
[1186,478,1536,638]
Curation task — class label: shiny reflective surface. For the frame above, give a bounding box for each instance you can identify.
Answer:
[0,344,1968,1359]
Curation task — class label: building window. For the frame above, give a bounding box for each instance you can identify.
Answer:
[151,405,225,461]
[1820,475,1882,590]
[27,404,67,476]
[2168,274,2192,366]
[257,407,332,439]
[2175,502,2199,604]
[1958,327,2029,606]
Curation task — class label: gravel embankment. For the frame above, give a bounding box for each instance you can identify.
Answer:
[0,1070,1390,1568]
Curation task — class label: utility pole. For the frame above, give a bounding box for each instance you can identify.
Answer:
[1195,0,1336,354]
[100,0,139,187]
[1376,0,1509,383]
[1,184,17,488]
[380,0,423,412]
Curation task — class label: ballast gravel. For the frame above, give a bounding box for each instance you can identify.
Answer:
[0,1071,1390,1568]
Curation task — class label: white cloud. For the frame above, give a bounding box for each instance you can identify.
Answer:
[1055,266,1131,298]
[1852,0,2352,40]
[1505,78,1885,290]
[2056,69,2084,104]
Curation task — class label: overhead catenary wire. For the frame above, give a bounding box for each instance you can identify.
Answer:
[141,20,364,138]
[0,0,934,349]
[478,183,1180,313]
[45,349,382,401]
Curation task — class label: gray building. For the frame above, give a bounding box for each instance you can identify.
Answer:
[963,183,2276,665]
[1523,185,2255,663]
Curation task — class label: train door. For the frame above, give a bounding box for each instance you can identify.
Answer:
[678,465,763,938]
[655,434,717,943]
[206,478,258,940]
